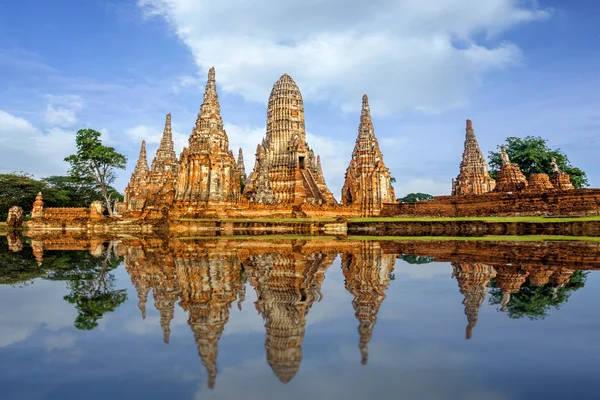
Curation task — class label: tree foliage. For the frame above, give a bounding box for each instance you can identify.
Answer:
[399,193,434,203]
[0,172,47,220]
[0,173,122,220]
[488,136,588,188]
[64,129,126,216]
[488,270,588,320]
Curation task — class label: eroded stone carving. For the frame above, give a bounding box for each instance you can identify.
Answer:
[6,206,23,229]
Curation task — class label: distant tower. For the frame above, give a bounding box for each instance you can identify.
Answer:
[237,148,247,185]
[452,120,496,196]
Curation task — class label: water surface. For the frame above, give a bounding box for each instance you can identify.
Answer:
[1,235,599,400]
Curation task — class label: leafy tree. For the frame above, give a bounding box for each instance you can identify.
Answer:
[0,172,48,220]
[64,129,126,216]
[43,175,122,208]
[488,136,588,188]
[399,193,434,203]
[488,270,588,320]
[390,177,397,184]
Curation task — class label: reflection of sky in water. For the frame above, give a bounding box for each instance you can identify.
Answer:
[1,250,600,400]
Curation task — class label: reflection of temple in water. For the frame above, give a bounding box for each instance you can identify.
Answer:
[452,263,496,340]
[12,235,594,386]
[342,242,395,365]
[247,248,334,383]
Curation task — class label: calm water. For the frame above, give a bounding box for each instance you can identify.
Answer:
[1,235,599,400]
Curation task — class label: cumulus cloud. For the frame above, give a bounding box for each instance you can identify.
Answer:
[44,95,83,127]
[0,110,76,177]
[138,0,550,114]
[0,280,77,348]
[0,109,40,135]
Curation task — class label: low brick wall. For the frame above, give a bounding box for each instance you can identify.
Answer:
[381,189,600,217]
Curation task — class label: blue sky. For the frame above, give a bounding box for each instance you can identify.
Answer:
[0,0,599,198]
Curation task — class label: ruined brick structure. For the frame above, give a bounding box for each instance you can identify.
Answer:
[123,141,150,213]
[244,74,336,206]
[527,173,554,192]
[494,146,528,192]
[341,95,397,216]
[550,159,575,190]
[452,120,496,196]
[6,206,23,229]
[173,67,241,217]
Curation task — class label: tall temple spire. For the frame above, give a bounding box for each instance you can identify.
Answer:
[151,113,178,174]
[452,119,496,196]
[173,66,241,208]
[134,140,150,177]
[341,94,397,216]
[243,73,336,205]
[359,94,374,138]
[189,66,226,151]
[237,148,247,184]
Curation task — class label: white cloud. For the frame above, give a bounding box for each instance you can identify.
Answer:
[44,95,83,127]
[0,280,77,348]
[0,109,40,134]
[0,111,76,177]
[138,0,550,114]
[45,104,78,127]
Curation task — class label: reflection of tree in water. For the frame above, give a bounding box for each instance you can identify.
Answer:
[0,239,127,330]
[398,254,434,264]
[488,270,588,320]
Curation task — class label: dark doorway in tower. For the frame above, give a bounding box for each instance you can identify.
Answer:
[299,156,306,169]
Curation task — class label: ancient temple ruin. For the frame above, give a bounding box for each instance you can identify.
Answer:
[243,74,336,205]
[173,67,241,215]
[452,120,496,196]
[124,140,150,213]
[494,146,528,192]
[341,95,397,216]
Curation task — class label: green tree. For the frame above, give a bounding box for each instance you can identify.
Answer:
[399,193,434,203]
[488,136,588,188]
[64,129,126,216]
[43,175,122,208]
[488,270,588,320]
[0,172,48,220]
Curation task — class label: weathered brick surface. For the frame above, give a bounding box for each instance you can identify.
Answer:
[381,189,600,217]
[341,95,396,217]
[452,120,496,196]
